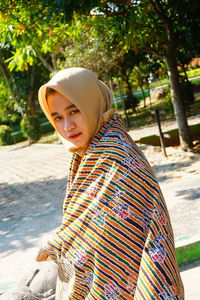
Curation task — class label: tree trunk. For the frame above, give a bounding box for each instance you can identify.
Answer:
[27,66,36,116]
[51,53,57,71]
[117,79,130,127]
[150,0,193,150]
[165,52,193,150]
[126,76,136,106]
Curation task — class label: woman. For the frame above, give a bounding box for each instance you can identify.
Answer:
[37,67,184,299]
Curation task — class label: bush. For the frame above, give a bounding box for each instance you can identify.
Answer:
[125,93,139,113]
[20,116,40,144]
[0,125,12,145]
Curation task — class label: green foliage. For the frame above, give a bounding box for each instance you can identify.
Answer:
[56,15,122,80]
[40,121,54,135]
[147,86,174,116]
[20,115,40,143]
[11,120,54,144]
[0,1,71,72]
[40,0,99,20]
[0,124,12,145]
[5,46,37,72]
[0,78,21,125]
[0,82,11,123]
[154,97,174,115]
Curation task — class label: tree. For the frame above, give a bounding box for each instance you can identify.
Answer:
[0,44,48,117]
[56,15,121,80]
[90,0,200,150]
[0,1,103,117]
[0,1,67,73]
[0,0,69,126]
[0,0,101,73]
[111,50,140,110]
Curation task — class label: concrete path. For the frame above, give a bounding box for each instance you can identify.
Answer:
[180,261,200,300]
[0,115,200,298]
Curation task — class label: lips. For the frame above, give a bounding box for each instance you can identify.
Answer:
[68,132,81,139]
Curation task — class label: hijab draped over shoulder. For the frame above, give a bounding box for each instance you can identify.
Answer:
[38,67,115,155]
[38,68,184,299]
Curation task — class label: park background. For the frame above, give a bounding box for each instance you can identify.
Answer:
[0,0,200,152]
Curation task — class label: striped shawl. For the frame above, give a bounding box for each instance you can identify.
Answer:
[42,114,184,299]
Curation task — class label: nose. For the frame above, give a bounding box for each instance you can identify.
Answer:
[63,116,75,132]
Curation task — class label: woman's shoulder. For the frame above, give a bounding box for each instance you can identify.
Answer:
[92,129,145,162]
[85,114,148,166]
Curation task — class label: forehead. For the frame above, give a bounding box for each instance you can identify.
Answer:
[47,92,74,112]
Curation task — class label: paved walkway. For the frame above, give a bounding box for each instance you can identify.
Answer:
[0,115,200,298]
[129,114,200,141]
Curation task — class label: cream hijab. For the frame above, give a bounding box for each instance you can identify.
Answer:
[38,67,115,156]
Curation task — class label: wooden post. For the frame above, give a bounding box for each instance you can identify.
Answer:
[117,79,130,127]
[154,109,167,157]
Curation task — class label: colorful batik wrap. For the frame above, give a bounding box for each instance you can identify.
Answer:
[41,114,184,299]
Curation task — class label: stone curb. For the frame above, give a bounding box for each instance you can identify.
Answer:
[0,261,57,299]
[175,235,200,267]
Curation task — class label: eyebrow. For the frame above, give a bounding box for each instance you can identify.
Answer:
[51,104,76,116]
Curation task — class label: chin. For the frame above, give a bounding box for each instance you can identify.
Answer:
[76,143,85,148]
[70,141,83,148]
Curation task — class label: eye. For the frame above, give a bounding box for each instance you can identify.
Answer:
[54,115,62,122]
[70,109,79,116]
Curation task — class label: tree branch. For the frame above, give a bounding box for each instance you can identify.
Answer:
[38,55,54,72]
[145,47,165,59]
[51,53,57,71]
[150,0,170,24]
[150,0,175,42]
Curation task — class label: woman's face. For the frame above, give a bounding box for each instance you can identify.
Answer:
[47,92,90,148]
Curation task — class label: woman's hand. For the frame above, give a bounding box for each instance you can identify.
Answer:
[35,250,50,262]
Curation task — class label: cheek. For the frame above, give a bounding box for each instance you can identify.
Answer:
[77,115,90,136]
[83,123,90,139]
[56,122,64,132]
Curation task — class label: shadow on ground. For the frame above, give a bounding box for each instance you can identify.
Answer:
[0,177,66,256]
[176,188,200,201]
[152,161,191,182]
[137,123,200,147]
